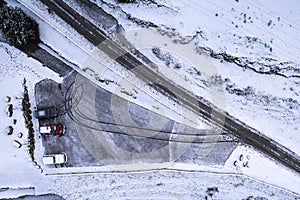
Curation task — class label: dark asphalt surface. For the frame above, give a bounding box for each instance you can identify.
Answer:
[35,73,237,167]
[24,44,73,77]
[37,0,300,173]
[35,75,101,167]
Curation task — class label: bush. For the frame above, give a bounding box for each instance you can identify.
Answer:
[0,6,39,48]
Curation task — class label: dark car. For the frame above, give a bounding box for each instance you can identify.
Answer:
[33,107,58,119]
[40,124,65,135]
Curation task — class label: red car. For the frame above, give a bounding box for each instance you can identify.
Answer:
[39,124,65,135]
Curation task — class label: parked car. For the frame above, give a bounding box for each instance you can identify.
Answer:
[33,107,58,119]
[42,153,67,165]
[40,124,65,135]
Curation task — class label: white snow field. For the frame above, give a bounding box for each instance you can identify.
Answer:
[0,0,300,199]
[0,42,62,198]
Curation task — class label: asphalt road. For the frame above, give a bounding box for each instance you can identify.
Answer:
[36,0,300,173]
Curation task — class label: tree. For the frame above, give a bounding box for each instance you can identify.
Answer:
[0,0,6,7]
[0,6,39,48]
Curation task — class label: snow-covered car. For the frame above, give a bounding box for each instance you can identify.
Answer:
[42,153,67,165]
[33,107,58,119]
[39,124,65,135]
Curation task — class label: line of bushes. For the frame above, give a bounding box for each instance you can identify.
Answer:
[22,79,35,161]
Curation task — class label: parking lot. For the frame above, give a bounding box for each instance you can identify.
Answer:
[34,72,238,168]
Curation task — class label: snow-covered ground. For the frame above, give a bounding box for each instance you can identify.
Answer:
[224,144,300,194]
[1,0,300,199]
[0,35,297,200]
[43,162,300,200]
[0,42,62,198]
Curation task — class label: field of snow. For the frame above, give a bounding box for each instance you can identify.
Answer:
[1,0,300,199]
[224,144,300,194]
[0,42,62,198]
[44,164,299,200]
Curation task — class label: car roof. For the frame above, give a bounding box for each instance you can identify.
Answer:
[42,156,55,164]
[38,110,46,116]
[43,154,67,164]
[40,126,51,133]
[55,154,66,163]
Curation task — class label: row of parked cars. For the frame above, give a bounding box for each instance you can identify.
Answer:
[34,107,67,165]
[33,107,65,135]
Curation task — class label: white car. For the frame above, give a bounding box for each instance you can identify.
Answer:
[42,153,67,165]
[39,124,65,135]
